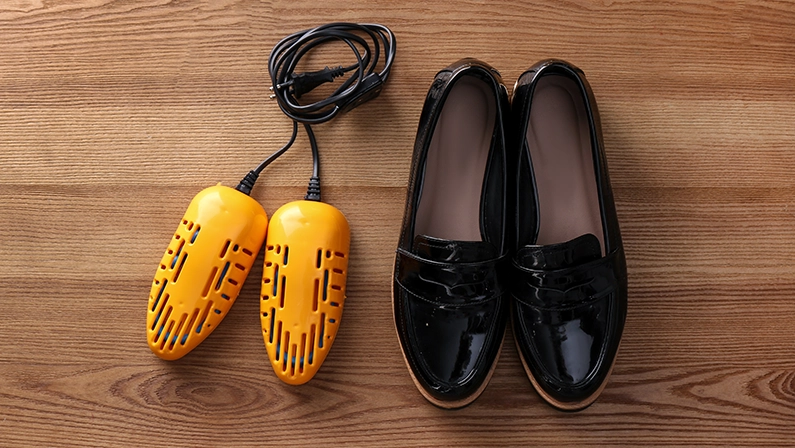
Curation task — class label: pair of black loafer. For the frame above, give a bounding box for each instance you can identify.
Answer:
[393,58,627,410]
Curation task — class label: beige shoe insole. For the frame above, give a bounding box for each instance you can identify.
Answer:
[527,75,604,254]
[414,76,496,242]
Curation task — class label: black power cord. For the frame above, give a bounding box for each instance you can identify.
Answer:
[236,22,396,201]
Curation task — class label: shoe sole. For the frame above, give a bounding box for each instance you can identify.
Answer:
[391,262,504,409]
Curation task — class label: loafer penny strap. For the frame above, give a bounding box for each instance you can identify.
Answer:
[511,248,624,310]
[395,248,508,306]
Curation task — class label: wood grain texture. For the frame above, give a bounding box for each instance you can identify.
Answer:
[1,0,794,446]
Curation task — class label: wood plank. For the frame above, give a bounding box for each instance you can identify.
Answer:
[1,0,794,445]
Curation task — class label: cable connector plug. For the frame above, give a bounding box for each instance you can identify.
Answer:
[235,170,259,195]
[279,66,345,99]
[305,176,321,202]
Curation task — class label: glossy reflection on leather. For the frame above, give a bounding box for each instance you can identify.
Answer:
[510,59,627,410]
[404,296,504,394]
[393,59,510,408]
[516,295,610,392]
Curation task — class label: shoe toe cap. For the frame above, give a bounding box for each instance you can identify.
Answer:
[396,285,506,404]
[514,295,617,403]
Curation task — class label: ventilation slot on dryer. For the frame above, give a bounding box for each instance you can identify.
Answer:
[190,225,201,244]
[167,313,188,350]
[215,262,230,290]
[195,301,214,334]
[180,308,200,345]
[155,306,173,343]
[308,324,316,365]
[152,293,171,331]
[152,281,168,312]
[172,253,188,282]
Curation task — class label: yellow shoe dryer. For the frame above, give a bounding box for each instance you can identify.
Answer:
[147,185,268,360]
[144,119,297,361]
[261,200,350,384]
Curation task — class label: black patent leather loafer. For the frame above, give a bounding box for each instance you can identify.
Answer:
[393,58,511,409]
[510,60,627,411]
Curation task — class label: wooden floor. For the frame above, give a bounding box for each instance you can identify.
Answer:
[1,1,794,446]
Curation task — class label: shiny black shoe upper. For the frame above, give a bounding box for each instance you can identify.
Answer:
[510,59,628,410]
[393,59,511,408]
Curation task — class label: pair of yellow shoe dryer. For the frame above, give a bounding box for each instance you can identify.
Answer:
[144,22,395,385]
[146,183,349,385]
